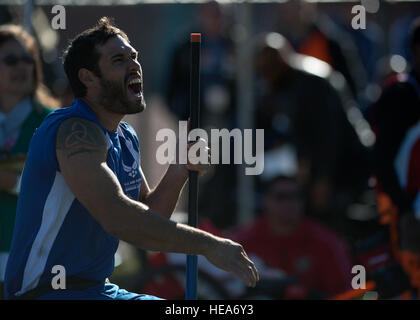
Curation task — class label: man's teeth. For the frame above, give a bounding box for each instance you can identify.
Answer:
[128,78,141,86]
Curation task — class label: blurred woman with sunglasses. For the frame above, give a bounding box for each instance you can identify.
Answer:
[0,24,58,298]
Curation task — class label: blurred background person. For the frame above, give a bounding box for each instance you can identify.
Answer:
[0,24,57,299]
[165,0,238,229]
[166,0,235,128]
[253,32,372,241]
[274,0,368,105]
[230,146,354,299]
[326,2,386,111]
[369,17,420,222]
[368,17,420,299]
[388,2,419,65]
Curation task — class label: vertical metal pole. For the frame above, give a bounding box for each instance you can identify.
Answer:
[186,32,201,300]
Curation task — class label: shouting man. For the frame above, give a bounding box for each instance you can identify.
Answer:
[4,17,258,300]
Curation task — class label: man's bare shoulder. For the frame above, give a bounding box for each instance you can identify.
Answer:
[56,117,107,160]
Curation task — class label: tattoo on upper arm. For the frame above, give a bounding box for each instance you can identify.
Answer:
[56,118,107,160]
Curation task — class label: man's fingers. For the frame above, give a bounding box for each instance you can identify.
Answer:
[185,139,211,175]
[233,253,259,287]
[242,251,260,282]
[243,261,259,287]
[252,262,260,282]
[232,263,254,287]
[246,262,259,287]
[186,139,209,150]
[235,261,257,287]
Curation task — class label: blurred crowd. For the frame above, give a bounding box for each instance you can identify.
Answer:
[1,0,420,300]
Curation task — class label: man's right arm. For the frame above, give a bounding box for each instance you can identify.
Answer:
[56,117,258,287]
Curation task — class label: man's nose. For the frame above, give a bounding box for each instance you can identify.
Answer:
[129,58,141,73]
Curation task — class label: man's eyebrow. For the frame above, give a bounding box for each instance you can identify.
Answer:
[110,50,138,60]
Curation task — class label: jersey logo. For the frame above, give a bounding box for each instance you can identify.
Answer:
[106,128,140,180]
[117,127,141,197]
[120,132,139,179]
[122,159,138,178]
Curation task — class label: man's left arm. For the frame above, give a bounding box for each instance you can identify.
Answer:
[139,139,210,219]
[139,165,188,220]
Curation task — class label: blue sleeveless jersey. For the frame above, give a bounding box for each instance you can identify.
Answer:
[4,99,142,299]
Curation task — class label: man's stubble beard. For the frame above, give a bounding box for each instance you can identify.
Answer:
[98,78,146,115]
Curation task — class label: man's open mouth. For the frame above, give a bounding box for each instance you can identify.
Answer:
[127,78,142,98]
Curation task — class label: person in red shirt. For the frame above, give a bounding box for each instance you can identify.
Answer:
[231,173,354,299]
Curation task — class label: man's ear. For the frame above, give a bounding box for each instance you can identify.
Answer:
[78,68,98,90]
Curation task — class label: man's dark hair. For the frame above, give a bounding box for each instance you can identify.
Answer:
[62,17,129,98]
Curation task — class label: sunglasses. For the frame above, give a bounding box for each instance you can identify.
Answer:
[2,54,34,66]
